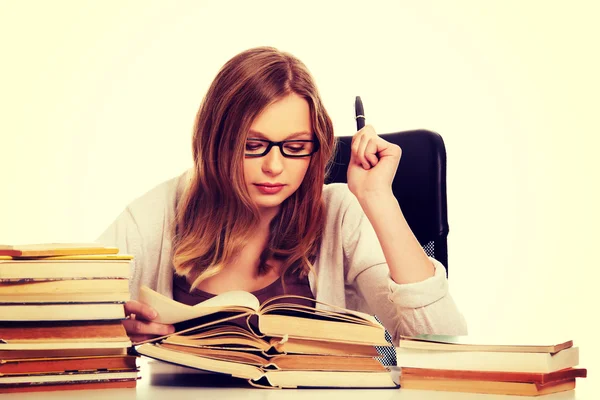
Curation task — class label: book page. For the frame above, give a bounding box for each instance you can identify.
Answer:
[139,286,260,324]
[260,295,380,325]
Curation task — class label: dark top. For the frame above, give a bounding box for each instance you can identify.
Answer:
[173,271,315,307]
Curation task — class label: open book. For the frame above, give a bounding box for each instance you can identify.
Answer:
[135,286,397,388]
[156,323,381,357]
[139,286,389,346]
[137,342,397,388]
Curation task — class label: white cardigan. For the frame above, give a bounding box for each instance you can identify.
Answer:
[97,171,467,344]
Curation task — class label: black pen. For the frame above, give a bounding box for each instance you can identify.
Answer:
[355,96,379,168]
[355,96,365,131]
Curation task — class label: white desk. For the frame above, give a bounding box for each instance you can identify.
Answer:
[2,357,595,400]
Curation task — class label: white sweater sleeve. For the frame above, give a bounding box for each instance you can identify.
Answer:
[96,207,146,300]
[94,173,186,300]
[341,189,468,343]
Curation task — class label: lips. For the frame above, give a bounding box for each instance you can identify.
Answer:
[254,183,285,195]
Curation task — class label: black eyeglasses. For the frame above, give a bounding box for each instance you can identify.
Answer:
[245,138,319,158]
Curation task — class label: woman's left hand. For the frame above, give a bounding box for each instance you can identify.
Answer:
[346,125,402,199]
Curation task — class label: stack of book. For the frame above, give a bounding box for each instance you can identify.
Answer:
[0,243,138,393]
[396,334,587,396]
[135,286,399,389]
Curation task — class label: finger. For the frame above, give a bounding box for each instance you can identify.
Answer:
[357,135,373,169]
[365,139,379,167]
[130,334,156,344]
[350,134,368,169]
[124,300,158,321]
[361,124,377,139]
[352,124,370,139]
[350,132,362,161]
[357,125,379,168]
[122,318,175,336]
[351,133,367,169]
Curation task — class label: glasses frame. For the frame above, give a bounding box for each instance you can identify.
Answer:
[244,138,320,158]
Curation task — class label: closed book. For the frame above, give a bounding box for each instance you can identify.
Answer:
[0,370,139,387]
[0,347,127,360]
[0,279,130,303]
[399,375,576,396]
[0,257,131,282]
[0,243,119,258]
[0,321,131,350]
[0,355,137,374]
[399,334,572,353]
[0,303,126,322]
[0,378,137,394]
[400,367,587,384]
[396,346,579,373]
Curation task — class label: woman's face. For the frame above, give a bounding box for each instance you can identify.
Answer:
[244,93,313,217]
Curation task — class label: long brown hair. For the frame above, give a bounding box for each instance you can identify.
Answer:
[173,47,335,289]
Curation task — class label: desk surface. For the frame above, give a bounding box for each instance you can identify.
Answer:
[2,357,595,400]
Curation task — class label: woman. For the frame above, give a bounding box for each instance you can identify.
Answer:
[97,46,467,344]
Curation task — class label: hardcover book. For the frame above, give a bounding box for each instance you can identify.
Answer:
[135,286,397,389]
[0,243,119,258]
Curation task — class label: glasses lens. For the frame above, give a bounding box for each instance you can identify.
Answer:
[282,141,314,156]
[245,139,269,156]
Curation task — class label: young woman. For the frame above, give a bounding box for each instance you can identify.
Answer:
[97,47,467,344]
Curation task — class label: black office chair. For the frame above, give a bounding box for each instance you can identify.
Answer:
[326,129,450,276]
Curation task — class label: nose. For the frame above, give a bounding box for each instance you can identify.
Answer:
[261,145,284,176]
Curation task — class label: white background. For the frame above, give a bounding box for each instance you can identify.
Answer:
[1,0,598,391]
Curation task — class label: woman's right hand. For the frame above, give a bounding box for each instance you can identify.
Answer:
[122,300,176,343]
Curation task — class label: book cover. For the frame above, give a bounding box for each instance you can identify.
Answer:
[399,334,572,353]
[0,355,137,374]
[0,243,119,258]
[0,347,128,360]
[137,343,398,389]
[0,378,137,394]
[399,376,576,396]
[396,346,579,373]
[0,259,131,281]
[400,367,587,384]
[0,321,131,350]
[0,370,139,386]
[0,303,126,322]
[0,279,130,303]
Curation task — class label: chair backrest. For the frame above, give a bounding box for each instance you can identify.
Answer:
[326,129,449,275]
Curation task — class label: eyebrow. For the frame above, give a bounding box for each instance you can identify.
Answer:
[248,130,313,140]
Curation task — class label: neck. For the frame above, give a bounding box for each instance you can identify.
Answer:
[252,206,279,259]
[258,205,280,229]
